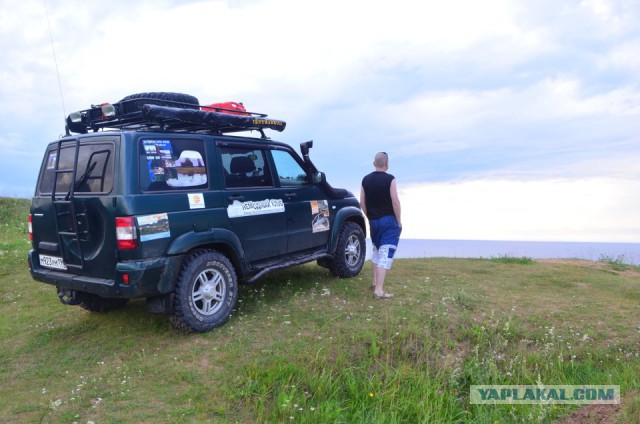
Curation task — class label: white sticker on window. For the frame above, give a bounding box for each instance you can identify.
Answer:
[227,199,285,218]
[46,152,57,169]
[143,140,207,188]
[188,193,205,209]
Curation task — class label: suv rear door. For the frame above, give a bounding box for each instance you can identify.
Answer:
[30,136,118,277]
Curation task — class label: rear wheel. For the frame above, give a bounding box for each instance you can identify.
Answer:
[329,222,366,278]
[170,250,238,333]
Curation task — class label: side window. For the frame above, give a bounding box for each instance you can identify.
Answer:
[38,142,114,195]
[140,139,207,192]
[220,147,273,188]
[271,150,308,186]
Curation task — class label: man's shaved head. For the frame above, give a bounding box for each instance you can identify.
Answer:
[374,152,388,168]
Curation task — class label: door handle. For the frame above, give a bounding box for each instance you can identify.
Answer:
[228,195,245,202]
[284,192,297,199]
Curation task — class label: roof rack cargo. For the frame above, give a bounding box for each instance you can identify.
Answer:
[65,93,286,138]
[201,101,249,115]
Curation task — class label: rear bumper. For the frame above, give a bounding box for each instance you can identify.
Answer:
[28,250,183,298]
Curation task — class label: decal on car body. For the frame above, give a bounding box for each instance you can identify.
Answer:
[188,193,205,209]
[311,200,330,233]
[227,199,285,218]
[137,213,171,242]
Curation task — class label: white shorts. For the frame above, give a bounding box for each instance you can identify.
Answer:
[371,244,397,270]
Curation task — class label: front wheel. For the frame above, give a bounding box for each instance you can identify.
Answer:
[170,250,238,333]
[329,222,366,278]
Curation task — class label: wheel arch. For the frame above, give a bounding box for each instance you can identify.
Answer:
[329,207,366,255]
[167,229,249,278]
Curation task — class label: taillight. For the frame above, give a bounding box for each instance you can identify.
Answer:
[28,214,33,241]
[116,217,138,250]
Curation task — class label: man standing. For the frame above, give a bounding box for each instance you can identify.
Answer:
[360,152,402,299]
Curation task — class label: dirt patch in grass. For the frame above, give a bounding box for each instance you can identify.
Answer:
[555,403,621,424]
[556,391,639,423]
[537,259,603,267]
[538,259,640,277]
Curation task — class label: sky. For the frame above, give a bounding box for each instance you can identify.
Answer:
[1,0,639,242]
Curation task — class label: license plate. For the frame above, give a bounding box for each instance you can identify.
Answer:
[39,254,67,270]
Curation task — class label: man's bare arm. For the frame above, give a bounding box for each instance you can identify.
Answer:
[360,186,367,216]
[390,179,402,227]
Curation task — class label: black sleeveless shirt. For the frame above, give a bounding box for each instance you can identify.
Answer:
[361,171,395,220]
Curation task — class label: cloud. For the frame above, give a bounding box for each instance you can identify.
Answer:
[599,38,640,73]
[1,0,639,243]
[399,177,640,242]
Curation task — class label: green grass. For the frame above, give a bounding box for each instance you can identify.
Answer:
[490,255,535,265]
[1,197,639,423]
[599,254,634,272]
[0,197,30,271]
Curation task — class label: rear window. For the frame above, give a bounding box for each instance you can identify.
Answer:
[38,142,114,195]
[140,138,208,192]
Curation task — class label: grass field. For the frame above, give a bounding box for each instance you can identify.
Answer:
[1,197,639,423]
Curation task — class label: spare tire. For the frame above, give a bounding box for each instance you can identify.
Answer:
[119,92,200,115]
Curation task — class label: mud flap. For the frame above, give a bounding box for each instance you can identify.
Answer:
[147,294,174,314]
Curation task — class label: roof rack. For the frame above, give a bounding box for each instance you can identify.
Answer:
[65,96,286,138]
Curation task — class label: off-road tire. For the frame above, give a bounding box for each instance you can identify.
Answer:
[170,250,238,333]
[328,222,366,278]
[80,294,129,313]
[119,92,200,115]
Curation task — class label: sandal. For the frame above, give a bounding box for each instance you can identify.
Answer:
[374,292,394,299]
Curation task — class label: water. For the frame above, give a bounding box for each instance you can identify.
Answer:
[366,239,640,265]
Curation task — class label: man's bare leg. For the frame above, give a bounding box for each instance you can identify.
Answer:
[371,263,378,290]
[373,266,393,298]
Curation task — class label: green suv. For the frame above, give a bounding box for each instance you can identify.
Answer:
[28,92,366,332]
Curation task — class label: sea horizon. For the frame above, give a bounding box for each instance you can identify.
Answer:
[366,238,640,265]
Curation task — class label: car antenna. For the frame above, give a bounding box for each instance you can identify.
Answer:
[43,0,67,128]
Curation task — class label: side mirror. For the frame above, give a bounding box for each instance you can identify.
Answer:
[312,171,326,184]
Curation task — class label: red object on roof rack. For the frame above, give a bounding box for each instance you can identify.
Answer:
[201,101,249,116]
